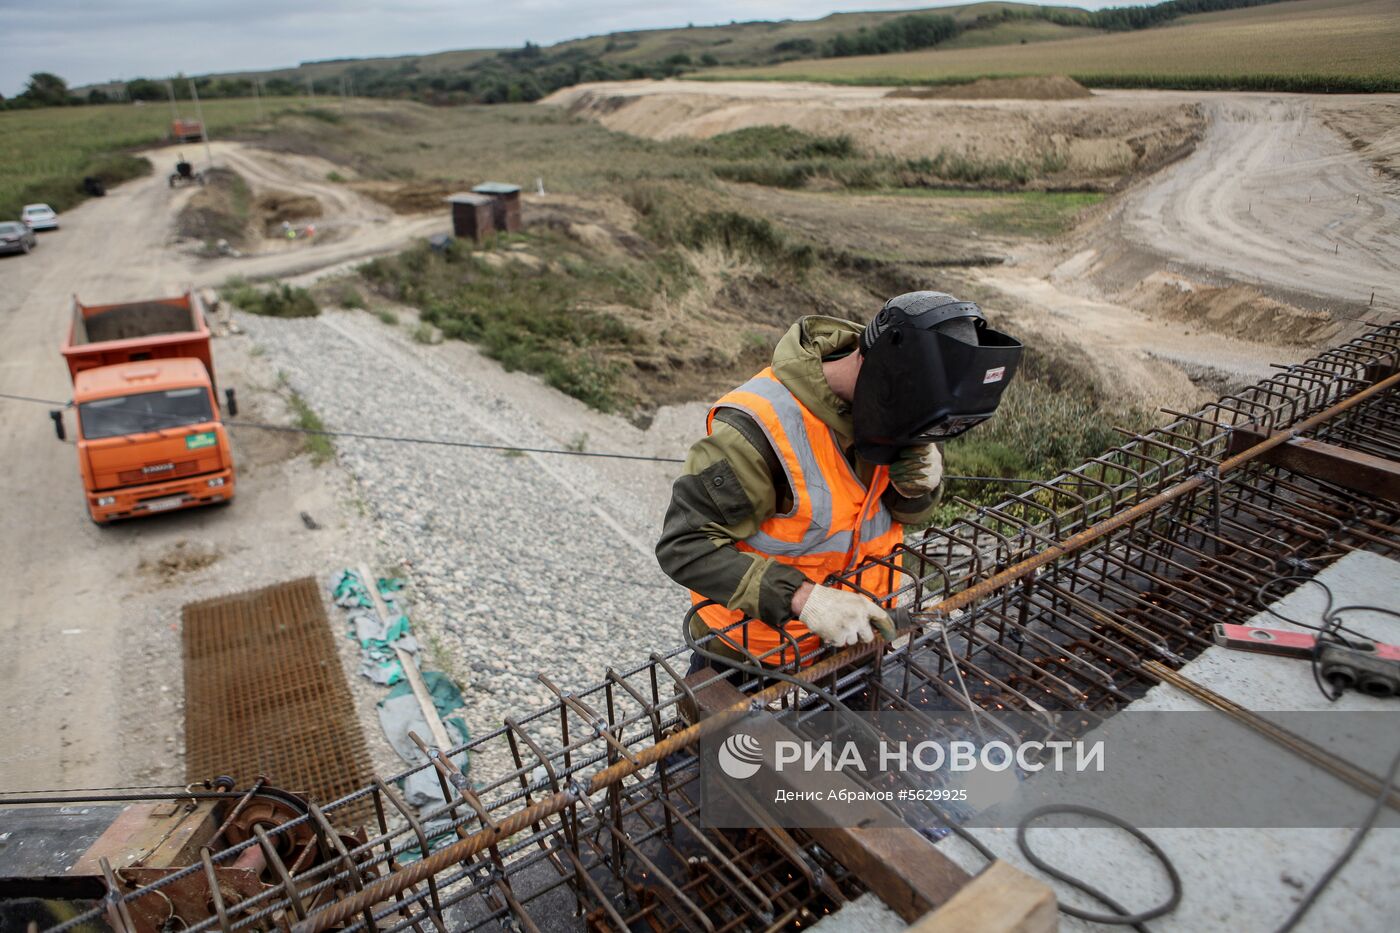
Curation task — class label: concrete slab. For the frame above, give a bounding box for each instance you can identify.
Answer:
[933,550,1400,932]
[1131,549,1400,714]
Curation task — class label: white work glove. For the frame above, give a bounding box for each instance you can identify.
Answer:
[889,444,944,498]
[798,585,896,646]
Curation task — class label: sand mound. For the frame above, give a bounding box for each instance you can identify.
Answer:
[256,190,323,235]
[351,180,457,214]
[547,80,1203,191]
[1130,274,1342,348]
[886,76,1091,101]
[176,167,252,247]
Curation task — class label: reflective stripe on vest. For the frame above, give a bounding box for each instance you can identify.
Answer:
[690,368,904,667]
[719,373,892,557]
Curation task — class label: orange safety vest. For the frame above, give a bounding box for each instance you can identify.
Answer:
[690,367,904,666]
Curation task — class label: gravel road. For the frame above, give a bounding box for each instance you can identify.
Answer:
[237,306,693,782]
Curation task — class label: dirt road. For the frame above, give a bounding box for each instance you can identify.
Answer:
[1111,91,1400,309]
[0,142,444,792]
[976,91,1400,409]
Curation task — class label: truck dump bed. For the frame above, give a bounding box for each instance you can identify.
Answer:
[171,118,203,142]
[62,292,214,385]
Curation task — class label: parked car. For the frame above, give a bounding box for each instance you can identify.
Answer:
[21,203,59,231]
[0,221,37,255]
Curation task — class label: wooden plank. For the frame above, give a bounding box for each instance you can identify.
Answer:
[357,564,393,624]
[361,560,453,750]
[686,673,971,922]
[394,643,454,752]
[359,564,456,752]
[1227,428,1400,502]
[908,860,1057,933]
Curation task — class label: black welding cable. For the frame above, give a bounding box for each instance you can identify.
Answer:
[0,782,191,795]
[1273,743,1400,933]
[1016,804,1182,931]
[1256,575,1400,701]
[0,389,1058,485]
[0,790,247,805]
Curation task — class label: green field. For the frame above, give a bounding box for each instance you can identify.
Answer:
[0,98,317,218]
[709,0,1400,90]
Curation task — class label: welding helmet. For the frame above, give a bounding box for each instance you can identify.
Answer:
[852,291,1023,464]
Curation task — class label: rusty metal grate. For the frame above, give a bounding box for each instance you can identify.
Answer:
[182,578,373,827]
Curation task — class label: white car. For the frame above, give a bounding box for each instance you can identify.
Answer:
[21,203,59,231]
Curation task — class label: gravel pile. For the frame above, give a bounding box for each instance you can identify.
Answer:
[239,308,694,788]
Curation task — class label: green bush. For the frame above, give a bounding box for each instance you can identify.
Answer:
[698,125,856,161]
[287,391,334,464]
[222,279,320,317]
[360,238,637,410]
[303,107,344,124]
[929,349,1145,523]
[625,184,816,275]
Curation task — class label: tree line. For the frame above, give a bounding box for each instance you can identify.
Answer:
[813,0,1288,59]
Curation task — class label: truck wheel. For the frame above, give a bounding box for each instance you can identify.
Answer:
[169,174,178,188]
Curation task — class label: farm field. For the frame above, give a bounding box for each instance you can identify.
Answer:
[0,97,319,217]
[709,0,1400,90]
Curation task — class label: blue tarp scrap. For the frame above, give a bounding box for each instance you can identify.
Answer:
[330,569,417,685]
[378,672,471,809]
[329,567,473,822]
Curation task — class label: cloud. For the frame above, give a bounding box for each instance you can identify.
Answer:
[0,0,1146,97]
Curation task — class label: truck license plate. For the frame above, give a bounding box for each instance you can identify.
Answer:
[144,496,186,512]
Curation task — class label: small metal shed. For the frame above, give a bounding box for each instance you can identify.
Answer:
[445,192,496,244]
[471,182,522,233]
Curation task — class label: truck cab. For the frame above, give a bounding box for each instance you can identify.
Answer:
[72,360,235,522]
[58,292,238,524]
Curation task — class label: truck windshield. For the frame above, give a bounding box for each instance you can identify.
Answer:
[79,387,213,439]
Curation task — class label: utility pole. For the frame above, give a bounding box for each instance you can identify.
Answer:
[306,74,315,100]
[166,79,180,123]
[253,76,264,121]
[189,78,213,166]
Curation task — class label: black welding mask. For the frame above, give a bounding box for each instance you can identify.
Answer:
[852,292,1023,464]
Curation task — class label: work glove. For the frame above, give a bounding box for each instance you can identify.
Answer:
[799,585,897,646]
[888,444,943,498]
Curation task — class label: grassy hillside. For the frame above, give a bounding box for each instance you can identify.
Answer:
[710,0,1400,90]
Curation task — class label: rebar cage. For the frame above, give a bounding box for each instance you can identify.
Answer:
[30,322,1400,933]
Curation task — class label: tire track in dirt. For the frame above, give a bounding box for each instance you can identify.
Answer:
[1117,93,1400,309]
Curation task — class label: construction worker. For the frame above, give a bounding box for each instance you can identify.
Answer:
[657,292,1022,670]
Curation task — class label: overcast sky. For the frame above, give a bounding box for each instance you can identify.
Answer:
[1,0,1152,97]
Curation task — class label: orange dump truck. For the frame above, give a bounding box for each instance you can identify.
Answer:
[171,118,204,143]
[55,292,237,523]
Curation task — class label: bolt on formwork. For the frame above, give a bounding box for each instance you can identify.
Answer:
[38,323,1400,933]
